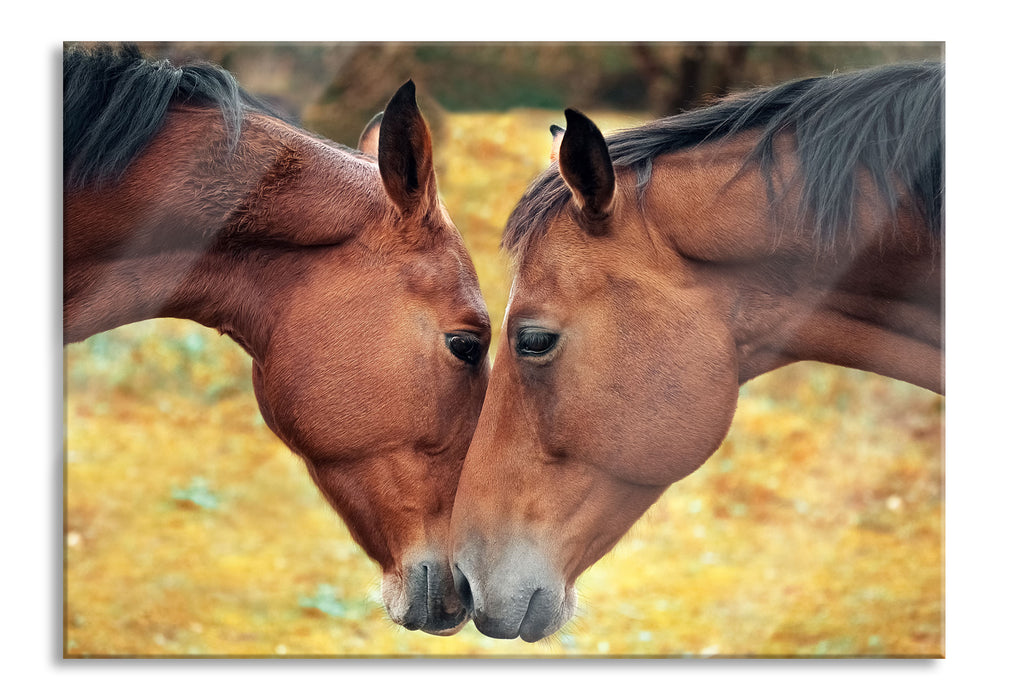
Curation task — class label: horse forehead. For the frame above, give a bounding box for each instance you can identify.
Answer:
[512,226,634,303]
[400,242,486,307]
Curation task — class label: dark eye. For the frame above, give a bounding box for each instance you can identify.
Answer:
[445,333,483,365]
[516,328,559,356]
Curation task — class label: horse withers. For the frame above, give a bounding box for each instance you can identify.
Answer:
[449,62,944,642]
[64,45,490,635]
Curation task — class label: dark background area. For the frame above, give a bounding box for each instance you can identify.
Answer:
[124,42,943,146]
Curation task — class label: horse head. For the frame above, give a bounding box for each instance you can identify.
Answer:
[233,82,491,635]
[450,109,740,640]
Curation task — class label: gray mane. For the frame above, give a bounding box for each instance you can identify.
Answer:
[64,43,288,189]
[503,62,944,255]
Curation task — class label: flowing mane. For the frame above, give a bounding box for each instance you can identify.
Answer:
[503,62,944,255]
[63,43,287,189]
[454,62,944,646]
[64,54,492,638]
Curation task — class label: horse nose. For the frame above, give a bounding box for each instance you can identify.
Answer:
[386,559,469,635]
[452,563,475,615]
[451,543,574,642]
[398,562,432,631]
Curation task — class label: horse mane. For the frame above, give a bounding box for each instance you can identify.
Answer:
[63,43,288,189]
[503,61,944,256]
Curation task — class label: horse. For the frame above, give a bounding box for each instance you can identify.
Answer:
[449,62,944,642]
[64,44,491,636]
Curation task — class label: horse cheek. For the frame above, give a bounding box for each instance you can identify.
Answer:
[660,330,740,485]
[601,306,739,487]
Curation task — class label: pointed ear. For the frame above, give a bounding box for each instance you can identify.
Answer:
[558,108,614,219]
[549,124,564,162]
[378,80,437,219]
[357,111,383,157]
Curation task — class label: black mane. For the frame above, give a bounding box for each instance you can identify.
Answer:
[503,62,944,255]
[63,43,287,188]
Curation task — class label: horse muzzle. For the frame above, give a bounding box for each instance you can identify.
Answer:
[452,542,576,642]
[382,558,469,635]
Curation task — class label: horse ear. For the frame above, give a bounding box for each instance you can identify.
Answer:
[357,111,383,157]
[549,124,564,162]
[558,108,614,220]
[378,80,437,219]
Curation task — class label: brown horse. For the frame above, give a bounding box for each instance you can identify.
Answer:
[450,62,944,641]
[64,45,490,635]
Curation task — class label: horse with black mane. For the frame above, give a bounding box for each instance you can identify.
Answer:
[450,62,944,642]
[64,44,491,635]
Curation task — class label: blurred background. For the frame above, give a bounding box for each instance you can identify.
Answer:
[64,42,944,657]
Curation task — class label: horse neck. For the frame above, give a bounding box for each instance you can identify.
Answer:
[63,243,277,359]
[643,144,944,394]
[726,230,944,394]
[63,108,388,357]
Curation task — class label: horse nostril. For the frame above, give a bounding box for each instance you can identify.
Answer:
[453,564,474,614]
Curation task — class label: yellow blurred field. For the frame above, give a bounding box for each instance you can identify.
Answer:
[63,109,943,657]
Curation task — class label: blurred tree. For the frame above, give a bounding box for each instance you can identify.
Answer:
[123,42,943,146]
[625,43,752,113]
[300,43,448,147]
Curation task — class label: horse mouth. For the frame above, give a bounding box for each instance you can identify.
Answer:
[386,559,469,635]
[517,588,555,642]
[452,544,576,642]
[463,582,574,642]
[401,612,469,635]
[422,617,469,636]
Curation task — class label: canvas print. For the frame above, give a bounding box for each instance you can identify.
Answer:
[63,41,944,657]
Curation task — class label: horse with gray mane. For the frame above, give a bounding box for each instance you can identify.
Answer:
[450,62,944,642]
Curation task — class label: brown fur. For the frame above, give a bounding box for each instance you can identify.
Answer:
[451,115,943,642]
[65,86,490,636]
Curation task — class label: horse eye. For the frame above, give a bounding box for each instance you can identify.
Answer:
[445,333,483,365]
[516,328,558,356]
